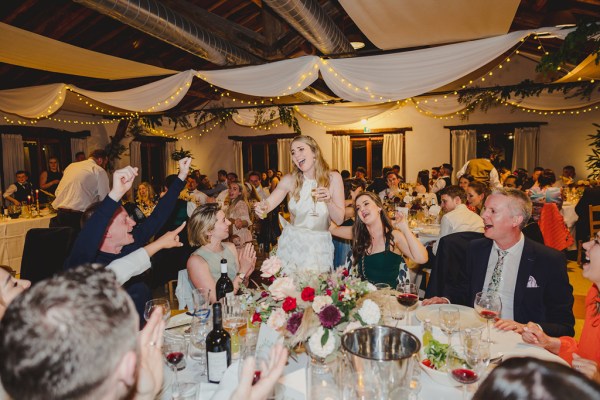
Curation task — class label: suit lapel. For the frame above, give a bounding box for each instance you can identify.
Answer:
[471,239,493,297]
[514,238,535,313]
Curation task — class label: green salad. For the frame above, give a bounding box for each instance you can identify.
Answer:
[423,338,449,370]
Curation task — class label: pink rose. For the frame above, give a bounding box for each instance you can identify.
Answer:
[269,277,296,301]
[267,308,287,330]
[260,256,282,278]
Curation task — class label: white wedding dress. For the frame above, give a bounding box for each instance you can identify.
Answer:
[276,178,334,275]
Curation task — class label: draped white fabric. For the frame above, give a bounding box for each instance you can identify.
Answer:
[451,130,477,183]
[164,142,177,176]
[383,134,404,176]
[196,57,319,97]
[129,141,142,189]
[70,138,87,162]
[0,84,66,119]
[277,138,294,174]
[296,103,398,125]
[233,141,244,181]
[2,134,24,194]
[512,127,539,172]
[411,96,467,115]
[232,108,278,126]
[339,0,519,50]
[331,135,351,173]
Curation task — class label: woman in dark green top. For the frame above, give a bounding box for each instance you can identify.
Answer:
[331,191,427,287]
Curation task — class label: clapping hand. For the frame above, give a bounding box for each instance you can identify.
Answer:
[109,166,138,201]
[177,157,192,180]
[135,307,165,400]
[231,344,288,400]
[239,243,257,276]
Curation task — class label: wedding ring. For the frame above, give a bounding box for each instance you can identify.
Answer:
[149,341,156,347]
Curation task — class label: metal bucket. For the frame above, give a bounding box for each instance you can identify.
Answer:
[340,326,420,399]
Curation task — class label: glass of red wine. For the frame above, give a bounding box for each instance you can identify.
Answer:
[163,336,196,398]
[474,291,502,343]
[446,345,482,400]
[396,283,419,326]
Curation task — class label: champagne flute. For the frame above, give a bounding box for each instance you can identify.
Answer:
[396,283,418,326]
[144,298,171,323]
[255,199,268,219]
[474,291,502,343]
[446,346,482,400]
[439,306,460,345]
[309,186,319,217]
[223,296,246,359]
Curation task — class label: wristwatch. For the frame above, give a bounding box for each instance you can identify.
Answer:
[236,272,246,280]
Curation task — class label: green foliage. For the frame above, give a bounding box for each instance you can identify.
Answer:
[586,123,600,180]
[278,106,301,134]
[171,147,193,161]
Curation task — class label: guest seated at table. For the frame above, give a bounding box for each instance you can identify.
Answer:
[39,156,62,202]
[466,180,489,214]
[378,170,402,201]
[414,170,430,194]
[185,175,210,206]
[423,188,575,337]
[519,232,600,382]
[458,173,474,192]
[433,185,484,255]
[0,265,30,319]
[332,178,365,269]
[558,165,577,187]
[187,204,256,304]
[522,166,544,191]
[331,191,427,287]
[135,182,157,218]
[367,166,391,194]
[528,168,562,222]
[473,357,600,400]
[503,174,523,190]
[226,182,253,245]
[3,170,34,206]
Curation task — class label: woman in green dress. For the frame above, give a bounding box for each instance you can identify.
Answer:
[331,191,427,287]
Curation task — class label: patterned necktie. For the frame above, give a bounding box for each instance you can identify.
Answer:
[488,249,508,292]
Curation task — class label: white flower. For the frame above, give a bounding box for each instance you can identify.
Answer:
[366,282,377,292]
[260,256,282,278]
[312,295,333,313]
[266,308,287,330]
[358,299,381,325]
[308,327,336,358]
[343,321,362,334]
[268,277,296,301]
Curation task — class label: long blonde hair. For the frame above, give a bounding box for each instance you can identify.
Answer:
[135,182,156,205]
[290,135,331,201]
[226,182,249,217]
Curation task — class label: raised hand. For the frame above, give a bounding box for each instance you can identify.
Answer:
[231,344,288,400]
[177,157,192,180]
[135,307,165,400]
[109,166,138,201]
[240,242,257,275]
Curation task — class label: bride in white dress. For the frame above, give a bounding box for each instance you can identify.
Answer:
[255,136,345,274]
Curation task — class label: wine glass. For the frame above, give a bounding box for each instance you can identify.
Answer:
[309,185,319,217]
[191,288,211,317]
[459,328,482,354]
[255,199,268,219]
[189,313,212,376]
[474,291,502,343]
[144,298,171,323]
[163,336,196,398]
[396,283,418,326]
[446,346,482,400]
[439,306,460,345]
[238,329,263,385]
[222,296,246,359]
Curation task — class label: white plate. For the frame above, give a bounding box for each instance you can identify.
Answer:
[415,304,485,329]
[165,312,193,335]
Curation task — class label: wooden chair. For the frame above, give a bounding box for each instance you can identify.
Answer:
[577,204,600,264]
[165,279,178,310]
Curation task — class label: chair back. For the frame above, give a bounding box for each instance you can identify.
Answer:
[20,227,76,285]
[425,231,484,299]
[589,204,600,239]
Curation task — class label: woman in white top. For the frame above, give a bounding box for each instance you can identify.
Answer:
[255,135,345,274]
[226,182,253,244]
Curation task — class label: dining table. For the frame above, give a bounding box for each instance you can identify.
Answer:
[160,303,566,400]
[0,213,55,274]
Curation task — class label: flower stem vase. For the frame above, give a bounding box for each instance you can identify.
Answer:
[305,341,340,400]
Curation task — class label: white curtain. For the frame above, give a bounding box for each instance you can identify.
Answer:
[233,141,244,180]
[70,138,87,162]
[2,134,24,196]
[331,135,351,173]
[512,127,540,173]
[451,130,477,183]
[277,138,294,174]
[383,134,404,177]
[164,141,177,176]
[129,141,142,189]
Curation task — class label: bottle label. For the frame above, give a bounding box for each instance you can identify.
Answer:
[207,351,228,382]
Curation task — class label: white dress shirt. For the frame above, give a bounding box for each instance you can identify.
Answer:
[482,233,525,320]
[433,204,484,254]
[52,159,110,211]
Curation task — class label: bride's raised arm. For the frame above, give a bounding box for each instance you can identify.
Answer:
[254,174,294,217]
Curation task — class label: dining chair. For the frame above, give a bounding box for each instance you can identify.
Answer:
[577,204,600,265]
[20,227,76,285]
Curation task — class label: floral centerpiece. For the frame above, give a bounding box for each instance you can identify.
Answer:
[244,256,382,359]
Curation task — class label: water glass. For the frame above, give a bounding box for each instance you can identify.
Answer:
[439,306,460,345]
[189,315,211,375]
[459,328,482,353]
[144,298,171,322]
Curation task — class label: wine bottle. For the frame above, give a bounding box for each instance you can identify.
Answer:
[206,302,231,383]
[215,258,234,301]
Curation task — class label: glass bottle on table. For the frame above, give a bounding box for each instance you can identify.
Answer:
[206,302,231,384]
[215,258,234,301]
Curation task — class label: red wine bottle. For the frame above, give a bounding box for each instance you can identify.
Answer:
[206,302,231,383]
[215,258,234,301]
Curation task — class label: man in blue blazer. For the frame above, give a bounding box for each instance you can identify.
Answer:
[424,188,574,338]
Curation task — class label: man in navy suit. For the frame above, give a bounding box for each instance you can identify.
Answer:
[424,188,574,337]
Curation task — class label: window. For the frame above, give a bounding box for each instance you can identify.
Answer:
[476,129,514,170]
[351,136,383,179]
[21,134,76,187]
[139,141,165,188]
[242,141,278,173]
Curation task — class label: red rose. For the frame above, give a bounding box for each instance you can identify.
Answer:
[301,287,315,302]
[261,291,269,298]
[341,269,349,277]
[269,276,276,283]
[282,296,297,312]
[338,292,345,301]
[252,312,262,323]
[326,289,332,296]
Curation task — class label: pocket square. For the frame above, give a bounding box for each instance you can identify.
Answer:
[526,276,539,288]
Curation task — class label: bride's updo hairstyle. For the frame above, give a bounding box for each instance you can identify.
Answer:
[290,135,331,202]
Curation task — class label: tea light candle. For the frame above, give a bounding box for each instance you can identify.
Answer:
[35,189,39,200]
[27,195,31,204]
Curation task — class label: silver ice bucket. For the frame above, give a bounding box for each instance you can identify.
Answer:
[340,325,420,399]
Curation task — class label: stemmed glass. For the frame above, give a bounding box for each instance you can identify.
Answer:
[144,298,171,323]
[309,184,319,217]
[396,283,418,326]
[446,346,484,400]
[474,291,502,343]
[222,296,246,359]
[255,199,268,219]
[163,336,195,398]
[439,306,460,345]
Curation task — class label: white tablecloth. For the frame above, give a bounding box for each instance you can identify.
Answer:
[561,202,578,229]
[162,308,566,400]
[0,214,54,274]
